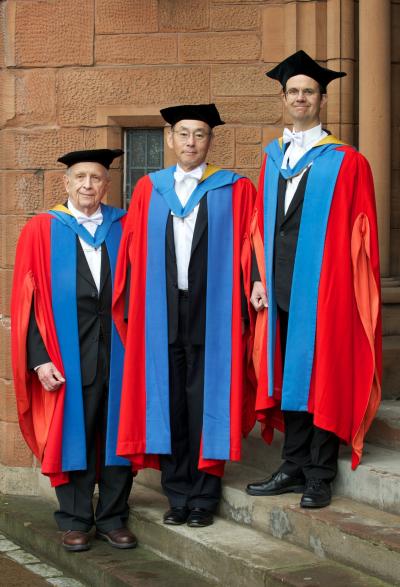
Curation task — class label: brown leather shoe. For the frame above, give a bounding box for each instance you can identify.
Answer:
[96,527,137,549]
[62,530,90,552]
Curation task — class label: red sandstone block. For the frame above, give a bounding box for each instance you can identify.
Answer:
[262,126,283,148]
[0,171,44,215]
[0,128,97,170]
[325,59,354,125]
[211,64,278,97]
[236,127,262,145]
[15,69,56,125]
[295,1,327,61]
[216,97,282,126]
[210,5,259,31]
[96,0,158,34]
[96,35,177,65]
[0,421,33,467]
[0,70,15,126]
[234,167,259,187]
[0,214,29,269]
[0,269,13,316]
[0,378,18,424]
[44,171,67,210]
[0,2,5,67]
[207,126,235,168]
[261,4,286,63]
[14,0,94,66]
[236,143,262,169]
[213,0,266,3]
[0,321,12,380]
[57,67,210,126]
[159,0,209,31]
[179,32,260,62]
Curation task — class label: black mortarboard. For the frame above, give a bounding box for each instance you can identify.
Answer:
[160,103,225,128]
[266,50,346,92]
[57,148,124,169]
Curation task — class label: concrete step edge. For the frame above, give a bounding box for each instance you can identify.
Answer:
[0,493,212,587]
[220,462,400,585]
[135,466,400,585]
[130,484,391,587]
[367,399,400,449]
[240,429,400,514]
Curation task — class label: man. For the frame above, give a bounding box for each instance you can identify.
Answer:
[11,149,137,551]
[246,51,381,508]
[113,104,256,527]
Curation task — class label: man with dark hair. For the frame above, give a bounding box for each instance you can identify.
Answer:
[11,149,136,551]
[113,104,256,527]
[247,51,381,508]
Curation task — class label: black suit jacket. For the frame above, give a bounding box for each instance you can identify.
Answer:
[273,167,310,311]
[166,196,208,345]
[27,239,112,387]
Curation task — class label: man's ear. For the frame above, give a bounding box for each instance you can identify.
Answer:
[166,129,174,150]
[320,93,328,110]
[62,173,70,194]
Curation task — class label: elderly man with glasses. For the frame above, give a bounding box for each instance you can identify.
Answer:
[113,103,256,527]
[247,51,381,509]
[11,149,137,552]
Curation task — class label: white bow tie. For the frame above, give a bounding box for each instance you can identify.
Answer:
[75,210,103,226]
[174,168,203,183]
[283,128,306,148]
[282,128,307,169]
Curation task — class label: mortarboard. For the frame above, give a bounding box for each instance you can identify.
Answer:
[160,103,225,128]
[266,50,346,92]
[57,148,124,169]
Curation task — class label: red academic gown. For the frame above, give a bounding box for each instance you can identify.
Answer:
[11,208,126,486]
[113,169,256,476]
[251,142,382,469]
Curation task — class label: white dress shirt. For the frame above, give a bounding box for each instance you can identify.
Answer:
[282,124,327,214]
[67,199,102,292]
[172,162,206,290]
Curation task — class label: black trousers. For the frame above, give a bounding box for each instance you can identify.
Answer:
[54,343,133,532]
[278,308,340,482]
[160,293,221,512]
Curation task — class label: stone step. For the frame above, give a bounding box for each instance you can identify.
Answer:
[366,399,400,450]
[0,493,211,587]
[131,483,391,587]
[220,463,400,586]
[239,427,400,515]
[383,335,400,399]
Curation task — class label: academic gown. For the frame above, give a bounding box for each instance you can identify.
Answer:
[251,136,382,469]
[113,165,257,477]
[11,204,129,486]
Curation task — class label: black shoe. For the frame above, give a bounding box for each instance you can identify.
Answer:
[246,471,305,496]
[163,506,189,525]
[187,508,214,528]
[300,479,331,508]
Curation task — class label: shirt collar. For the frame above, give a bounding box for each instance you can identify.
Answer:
[67,199,102,220]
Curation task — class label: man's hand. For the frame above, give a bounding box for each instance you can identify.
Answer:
[250,281,268,312]
[36,362,65,391]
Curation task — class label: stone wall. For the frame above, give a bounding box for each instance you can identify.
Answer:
[0,0,397,492]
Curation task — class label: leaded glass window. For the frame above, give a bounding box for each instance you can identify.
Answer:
[124,128,164,208]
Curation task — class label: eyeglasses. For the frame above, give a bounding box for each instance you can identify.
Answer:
[172,130,211,142]
[285,88,320,98]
